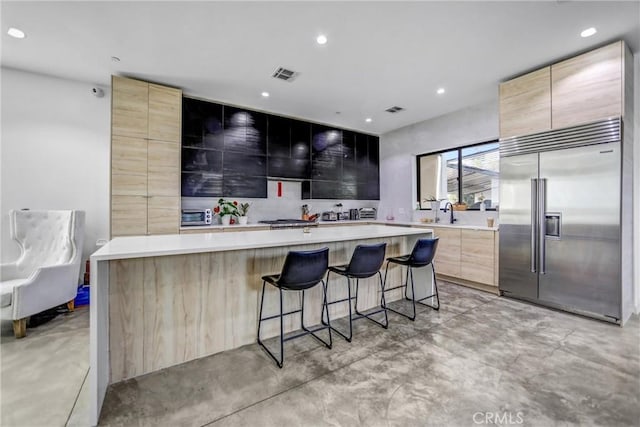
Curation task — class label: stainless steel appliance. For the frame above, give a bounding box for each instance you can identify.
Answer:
[358,207,377,219]
[499,118,623,323]
[258,219,319,229]
[321,211,338,221]
[349,209,360,220]
[181,209,212,226]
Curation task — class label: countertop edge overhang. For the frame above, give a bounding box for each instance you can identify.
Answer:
[91,224,434,261]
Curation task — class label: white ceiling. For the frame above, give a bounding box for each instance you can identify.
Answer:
[2,1,639,135]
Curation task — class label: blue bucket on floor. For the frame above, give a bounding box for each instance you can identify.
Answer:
[75,285,90,306]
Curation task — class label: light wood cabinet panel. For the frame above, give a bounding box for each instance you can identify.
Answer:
[460,230,495,285]
[147,141,180,196]
[112,76,148,138]
[499,67,551,138]
[148,196,179,235]
[551,41,622,129]
[111,136,147,196]
[148,84,182,143]
[111,76,182,237]
[111,174,147,197]
[432,227,461,277]
[111,196,147,236]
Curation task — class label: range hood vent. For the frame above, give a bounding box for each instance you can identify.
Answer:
[272,67,298,82]
[385,106,405,113]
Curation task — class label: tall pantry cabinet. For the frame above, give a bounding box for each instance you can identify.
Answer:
[110,76,182,237]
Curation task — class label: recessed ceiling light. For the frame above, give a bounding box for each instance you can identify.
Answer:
[580,27,597,38]
[111,56,121,62]
[365,118,372,123]
[7,27,25,39]
[261,92,270,98]
[437,88,446,95]
[316,34,328,45]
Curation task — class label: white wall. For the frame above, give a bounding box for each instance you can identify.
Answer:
[1,68,110,269]
[379,100,499,223]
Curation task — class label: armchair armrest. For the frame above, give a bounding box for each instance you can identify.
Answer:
[1,263,20,281]
[11,263,80,320]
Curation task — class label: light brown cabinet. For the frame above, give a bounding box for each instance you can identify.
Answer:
[499,40,629,138]
[426,226,498,291]
[499,67,551,138]
[432,228,461,278]
[551,41,623,129]
[110,76,182,237]
[460,229,495,285]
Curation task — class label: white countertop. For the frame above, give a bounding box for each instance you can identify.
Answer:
[92,224,434,261]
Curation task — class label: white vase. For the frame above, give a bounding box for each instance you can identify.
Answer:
[238,216,248,225]
[221,215,231,226]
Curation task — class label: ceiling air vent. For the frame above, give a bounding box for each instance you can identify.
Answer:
[385,106,405,113]
[272,67,298,82]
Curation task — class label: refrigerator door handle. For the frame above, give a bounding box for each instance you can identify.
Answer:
[530,178,538,273]
[539,178,547,274]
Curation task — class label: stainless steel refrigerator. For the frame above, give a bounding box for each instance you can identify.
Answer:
[499,118,623,323]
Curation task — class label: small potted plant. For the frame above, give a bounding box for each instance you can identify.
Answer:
[214,198,238,226]
[423,196,441,211]
[237,202,250,225]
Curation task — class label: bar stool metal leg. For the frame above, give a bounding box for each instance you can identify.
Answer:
[413,264,440,311]
[322,272,353,342]
[257,281,285,368]
[354,275,389,329]
[381,261,417,321]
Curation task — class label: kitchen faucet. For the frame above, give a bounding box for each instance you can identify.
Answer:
[443,202,457,224]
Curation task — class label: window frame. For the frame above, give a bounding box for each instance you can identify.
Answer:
[416,139,499,211]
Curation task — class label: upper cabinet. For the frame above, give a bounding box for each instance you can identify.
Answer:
[499,41,630,139]
[182,96,379,200]
[551,42,623,129]
[499,67,551,138]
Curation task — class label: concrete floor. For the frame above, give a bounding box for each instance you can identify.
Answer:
[95,283,640,427]
[1,283,638,426]
[0,306,89,427]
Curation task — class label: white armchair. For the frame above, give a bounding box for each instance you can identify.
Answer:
[1,210,85,338]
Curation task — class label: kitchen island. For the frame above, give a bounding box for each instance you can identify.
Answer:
[89,224,434,425]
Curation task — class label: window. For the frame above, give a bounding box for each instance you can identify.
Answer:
[417,140,499,210]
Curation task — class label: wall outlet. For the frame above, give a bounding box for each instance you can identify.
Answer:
[398,208,405,215]
[96,239,108,246]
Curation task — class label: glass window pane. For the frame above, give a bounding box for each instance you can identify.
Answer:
[460,142,499,209]
[419,149,458,209]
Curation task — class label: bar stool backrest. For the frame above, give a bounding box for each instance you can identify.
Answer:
[277,247,329,290]
[408,238,439,266]
[346,243,387,278]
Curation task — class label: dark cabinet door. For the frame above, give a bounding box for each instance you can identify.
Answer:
[182,98,224,150]
[223,175,267,198]
[224,107,267,155]
[182,172,223,197]
[267,117,311,179]
[312,125,342,180]
[267,115,290,158]
[310,180,343,199]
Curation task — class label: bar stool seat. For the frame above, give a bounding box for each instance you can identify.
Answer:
[322,243,388,342]
[257,247,332,368]
[383,238,440,321]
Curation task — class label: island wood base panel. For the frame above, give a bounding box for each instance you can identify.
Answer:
[109,235,426,383]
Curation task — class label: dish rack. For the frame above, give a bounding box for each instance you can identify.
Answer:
[358,207,377,219]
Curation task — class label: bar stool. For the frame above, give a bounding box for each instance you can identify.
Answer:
[257,247,332,368]
[382,238,440,321]
[322,243,388,342]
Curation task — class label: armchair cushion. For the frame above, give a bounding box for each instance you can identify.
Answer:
[12,210,74,279]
